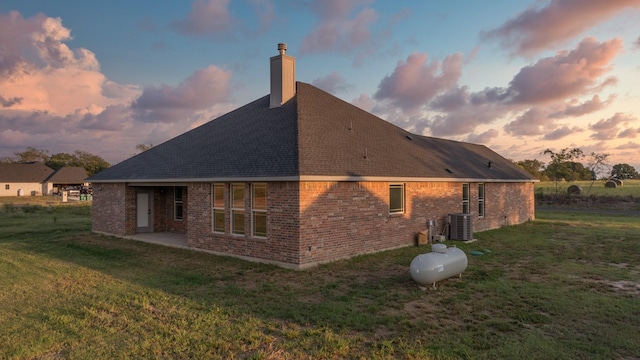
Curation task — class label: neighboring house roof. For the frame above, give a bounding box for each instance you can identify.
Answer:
[0,162,55,183]
[89,82,536,183]
[45,167,89,183]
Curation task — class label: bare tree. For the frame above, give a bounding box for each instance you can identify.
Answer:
[136,144,154,153]
[585,152,610,195]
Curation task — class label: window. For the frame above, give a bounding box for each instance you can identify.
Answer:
[231,184,245,235]
[212,184,225,233]
[174,187,184,221]
[389,184,405,214]
[4,184,9,190]
[252,183,267,237]
[462,183,470,214]
[478,183,485,218]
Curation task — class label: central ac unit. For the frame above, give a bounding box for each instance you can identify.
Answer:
[449,213,473,241]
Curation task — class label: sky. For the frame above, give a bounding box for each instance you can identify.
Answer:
[0,0,639,172]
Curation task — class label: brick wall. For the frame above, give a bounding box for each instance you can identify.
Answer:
[296,181,535,266]
[92,180,534,269]
[154,186,187,234]
[92,183,136,236]
[187,182,301,265]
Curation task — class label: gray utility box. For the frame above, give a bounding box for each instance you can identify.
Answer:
[449,213,473,241]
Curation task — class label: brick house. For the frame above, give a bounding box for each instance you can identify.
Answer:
[88,44,537,269]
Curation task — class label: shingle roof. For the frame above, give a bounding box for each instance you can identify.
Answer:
[45,167,89,183]
[0,162,55,183]
[89,82,536,182]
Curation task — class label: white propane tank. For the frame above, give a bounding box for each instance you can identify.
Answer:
[410,244,468,287]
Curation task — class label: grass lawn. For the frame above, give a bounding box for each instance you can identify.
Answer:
[1,202,639,359]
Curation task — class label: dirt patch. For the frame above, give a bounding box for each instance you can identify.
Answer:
[578,277,640,298]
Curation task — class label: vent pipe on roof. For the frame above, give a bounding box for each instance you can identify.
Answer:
[270,43,296,108]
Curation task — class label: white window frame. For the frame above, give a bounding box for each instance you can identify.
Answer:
[389,183,405,214]
[212,183,225,233]
[251,183,267,238]
[231,183,245,235]
[462,183,470,214]
[174,187,184,221]
[478,183,485,218]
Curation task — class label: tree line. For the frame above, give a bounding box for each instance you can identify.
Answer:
[514,148,638,182]
[0,144,154,177]
[0,147,110,177]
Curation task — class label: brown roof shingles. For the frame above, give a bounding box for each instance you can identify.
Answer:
[0,162,55,183]
[89,82,535,182]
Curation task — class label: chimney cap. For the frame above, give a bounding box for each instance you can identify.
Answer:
[277,43,287,55]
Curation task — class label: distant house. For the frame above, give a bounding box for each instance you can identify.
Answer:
[89,44,537,269]
[45,167,89,194]
[0,162,54,196]
[0,163,89,196]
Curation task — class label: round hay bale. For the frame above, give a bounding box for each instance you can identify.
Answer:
[605,180,617,188]
[567,184,583,195]
[612,178,623,186]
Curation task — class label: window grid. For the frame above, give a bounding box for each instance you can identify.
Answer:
[231,184,245,235]
[462,183,470,214]
[478,183,485,218]
[252,183,267,237]
[5,184,9,190]
[212,184,225,233]
[174,187,184,221]
[389,184,405,214]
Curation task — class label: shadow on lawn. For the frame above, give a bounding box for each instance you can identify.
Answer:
[10,226,428,336]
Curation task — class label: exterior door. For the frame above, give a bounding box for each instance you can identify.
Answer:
[136,190,153,233]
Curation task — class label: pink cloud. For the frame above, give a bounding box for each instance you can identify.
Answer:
[543,126,583,141]
[550,94,615,118]
[0,95,22,108]
[504,107,554,136]
[172,0,235,36]
[376,38,623,139]
[508,37,622,104]
[0,11,238,163]
[132,65,233,122]
[466,129,499,144]
[374,52,463,111]
[0,11,139,117]
[300,0,377,55]
[589,112,636,140]
[351,94,375,112]
[615,141,640,150]
[483,0,640,56]
[618,127,639,138]
[311,71,352,94]
[251,0,276,32]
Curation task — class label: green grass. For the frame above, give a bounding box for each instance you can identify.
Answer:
[535,179,640,197]
[1,204,639,359]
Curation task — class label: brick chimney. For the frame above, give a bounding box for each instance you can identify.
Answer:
[270,43,296,108]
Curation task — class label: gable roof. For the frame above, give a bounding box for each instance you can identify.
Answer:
[0,162,55,183]
[89,82,536,183]
[45,167,89,183]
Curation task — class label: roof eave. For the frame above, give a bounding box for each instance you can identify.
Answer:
[89,175,538,184]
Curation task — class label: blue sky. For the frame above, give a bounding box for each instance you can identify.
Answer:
[0,0,638,172]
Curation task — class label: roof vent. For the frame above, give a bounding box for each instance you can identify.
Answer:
[487,161,492,168]
[406,135,413,140]
[270,43,296,108]
[445,168,454,174]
